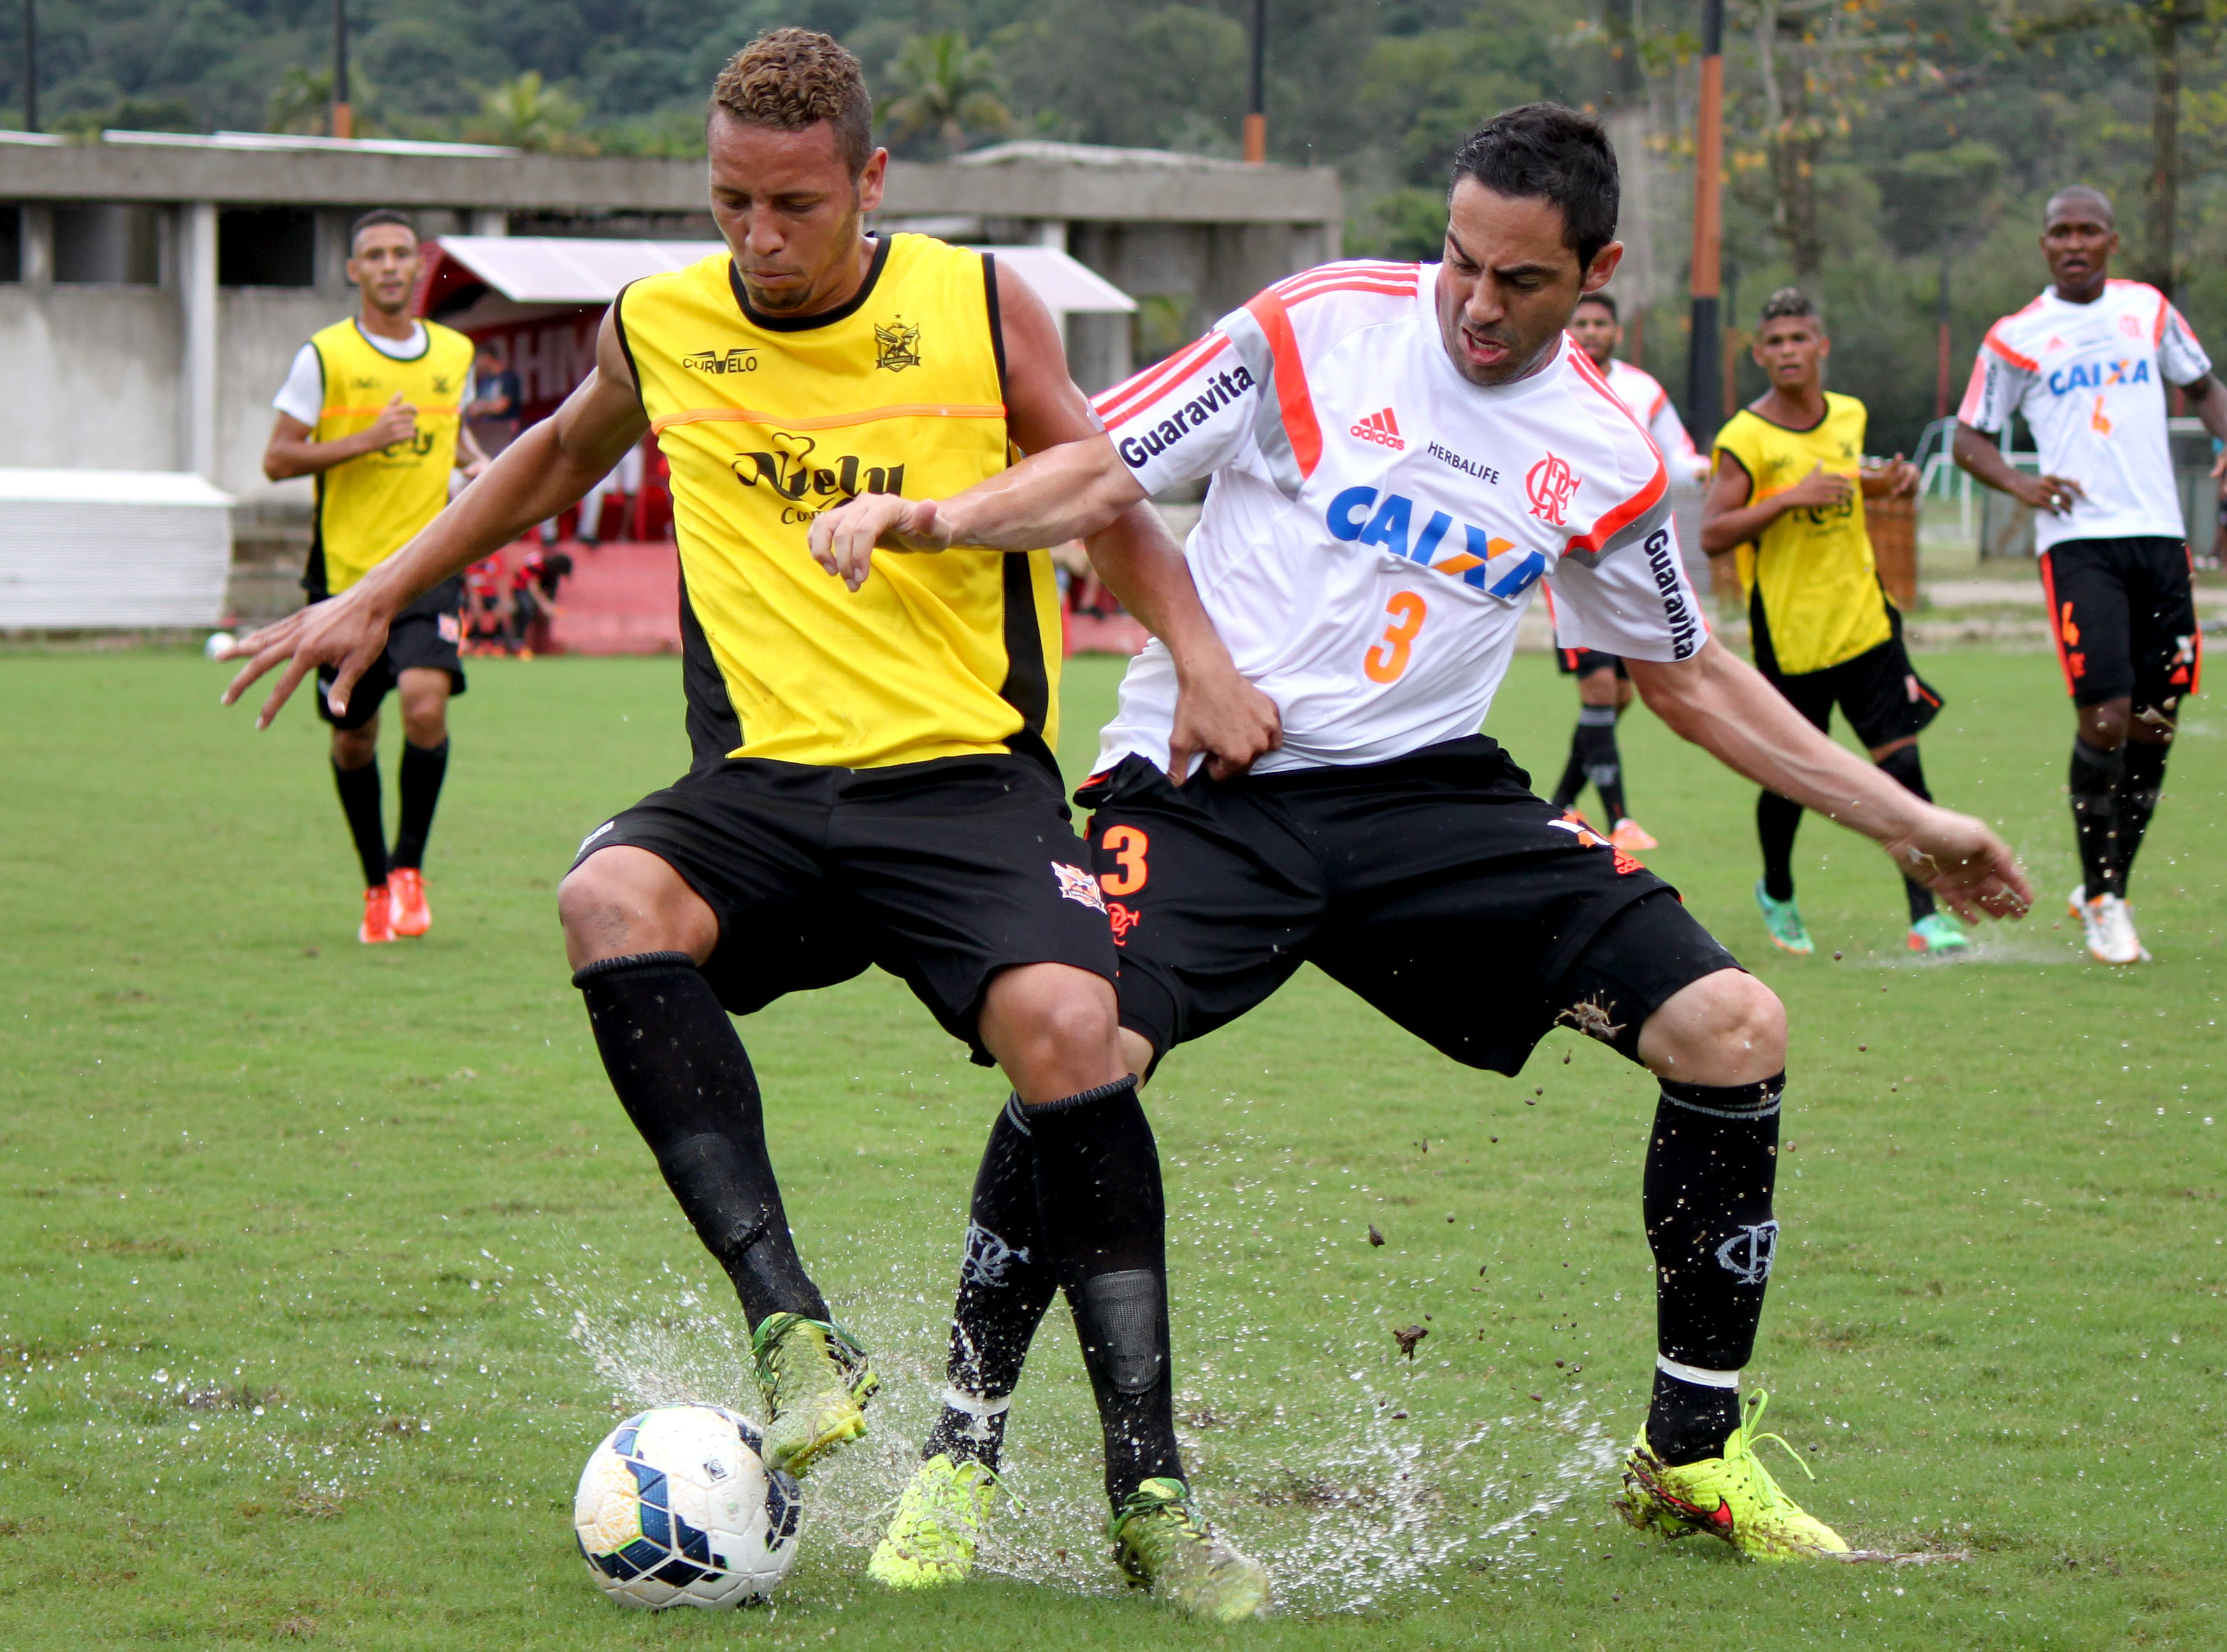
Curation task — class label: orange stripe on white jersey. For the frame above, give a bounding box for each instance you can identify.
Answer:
[1982,324,2040,373]
[1095,332,1232,429]
[1241,288,1325,481]
[1274,274,1419,308]
[1272,260,1415,297]
[1564,347,1671,556]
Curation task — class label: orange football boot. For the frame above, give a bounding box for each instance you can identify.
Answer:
[360,885,395,944]
[389,867,432,937]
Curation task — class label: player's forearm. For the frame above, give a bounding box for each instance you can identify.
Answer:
[262,431,380,481]
[352,422,617,617]
[1629,642,1929,843]
[1081,502,1237,685]
[1699,498,1786,555]
[1951,423,2026,495]
[938,436,1147,551]
[2182,375,2227,447]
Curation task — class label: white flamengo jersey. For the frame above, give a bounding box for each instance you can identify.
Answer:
[1605,356,1709,484]
[1090,260,1708,776]
[1959,278,2212,553]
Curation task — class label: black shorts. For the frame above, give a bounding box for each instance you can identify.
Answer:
[317,577,467,730]
[575,753,1119,1064]
[2038,535,2202,710]
[1760,610,1940,751]
[1556,648,1627,679]
[1078,736,1741,1077]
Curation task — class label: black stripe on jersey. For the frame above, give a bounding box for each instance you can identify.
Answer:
[611,279,649,422]
[983,252,1007,403]
[995,552,1056,781]
[678,575,743,772]
[728,236,893,333]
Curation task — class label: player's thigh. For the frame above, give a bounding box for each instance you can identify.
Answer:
[1835,628,1943,753]
[2040,540,2135,706]
[2124,537,2200,712]
[1759,662,1836,735]
[829,754,1120,1066]
[1301,740,1682,1075]
[1555,890,1753,1068]
[559,844,719,966]
[1081,756,1325,1069]
[567,761,867,1015]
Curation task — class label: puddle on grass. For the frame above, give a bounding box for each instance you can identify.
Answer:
[538,1130,1627,1613]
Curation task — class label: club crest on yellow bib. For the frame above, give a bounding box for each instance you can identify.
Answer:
[874,317,923,372]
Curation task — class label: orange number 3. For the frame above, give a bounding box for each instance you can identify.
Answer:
[1364,591,1429,684]
[1100,824,1150,896]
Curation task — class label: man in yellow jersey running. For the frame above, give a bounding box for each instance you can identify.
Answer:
[264,210,489,945]
[222,30,1278,1621]
[1701,288,1963,957]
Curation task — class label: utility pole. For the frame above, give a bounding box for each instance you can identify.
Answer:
[22,0,36,133]
[1244,0,1267,164]
[1685,0,1725,444]
[1935,230,1953,421]
[331,0,352,140]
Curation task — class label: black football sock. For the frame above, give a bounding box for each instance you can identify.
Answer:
[2069,737,2126,898]
[923,1096,1060,1472]
[1023,1077,1183,1509]
[574,952,829,1327]
[1873,744,1937,923]
[1757,791,1802,903]
[1576,705,1628,823]
[1549,725,1588,811]
[2116,736,2170,896]
[390,738,449,871]
[1643,1073,1783,1465]
[332,758,388,888]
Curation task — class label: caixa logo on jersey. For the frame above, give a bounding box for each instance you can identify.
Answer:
[730,433,904,524]
[2047,357,2152,396]
[1325,486,1546,600]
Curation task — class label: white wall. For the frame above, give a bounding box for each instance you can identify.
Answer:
[0,287,184,474]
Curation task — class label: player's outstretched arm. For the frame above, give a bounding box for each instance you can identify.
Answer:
[2180,375,2227,497]
[222,310,649,729]
[1627,640,2033,922]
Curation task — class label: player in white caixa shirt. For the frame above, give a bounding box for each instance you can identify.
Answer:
[1954,185,2227,965]
[817,105,2029,1577]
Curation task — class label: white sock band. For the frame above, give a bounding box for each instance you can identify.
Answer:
[940,1387,1014,1420]
[1656,1354,1740,1389]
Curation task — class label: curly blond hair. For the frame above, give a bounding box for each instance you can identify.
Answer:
[711,29,874,174]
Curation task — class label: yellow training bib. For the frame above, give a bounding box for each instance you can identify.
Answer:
[617,235,1060,771]
[1713,393,1891,676]
[308,319,474,595]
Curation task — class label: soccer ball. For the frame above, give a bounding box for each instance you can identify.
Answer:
[572,1405,802,1609]
[203,631,234,660]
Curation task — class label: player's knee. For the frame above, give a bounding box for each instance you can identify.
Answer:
[2080,699,2132,749]
[558,846,710,968]
[331,725,377,769]
[1639,969,1786,1085]
[982,964,1123,1096]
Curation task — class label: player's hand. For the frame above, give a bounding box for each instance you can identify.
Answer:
[218,586,395,730]
[1782,463,1854,512]
[367,393,419,451]
[1167,662,1282,783]
[807,493,955,592]
[2016,472,2085,515]
[1879,805,2033,924]
[1872,454,1919,498]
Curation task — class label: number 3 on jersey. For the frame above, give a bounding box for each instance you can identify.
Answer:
[1364,591,1429,684]
[1099,824,1149,895]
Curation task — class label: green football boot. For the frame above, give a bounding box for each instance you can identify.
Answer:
[1109,1477,1271,1622]
[867,1454,1001,1589]
[1754,879,1815,955]
[1907,912,1971,955]
[1613,1390,1850,1561]
[750,1312,879,1476]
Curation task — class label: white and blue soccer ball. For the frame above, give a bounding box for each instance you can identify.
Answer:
[572,1404,802,1609]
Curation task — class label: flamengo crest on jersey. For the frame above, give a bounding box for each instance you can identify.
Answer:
[1959,279,2212,553]
[1089,261,1708,776]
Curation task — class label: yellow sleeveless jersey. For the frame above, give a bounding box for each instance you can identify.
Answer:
[1712,392,1892,676]
[616,235,1060,771]
[308,319,475,596]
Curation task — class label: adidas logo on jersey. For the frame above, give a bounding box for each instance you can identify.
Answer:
[1350,408,1405,449]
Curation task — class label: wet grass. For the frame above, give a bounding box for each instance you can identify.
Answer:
[0,642,2222,1649]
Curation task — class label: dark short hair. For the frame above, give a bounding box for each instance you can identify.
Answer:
[1574,291,1617,320]
[2045,185,2114,229]
[349,209,415,251]
[1448,104,1620,273]
[1759,287,1821,328]
[712,28,874,175]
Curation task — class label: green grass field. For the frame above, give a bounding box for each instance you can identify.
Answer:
[2,641,2223,1650]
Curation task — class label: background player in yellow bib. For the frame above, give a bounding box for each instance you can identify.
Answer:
[222,29,1280,1618]
[264,210,490,944]
[1701,289,1966,957]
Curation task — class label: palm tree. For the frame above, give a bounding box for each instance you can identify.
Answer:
[468,72,591,154]
[884,33,1011,159]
